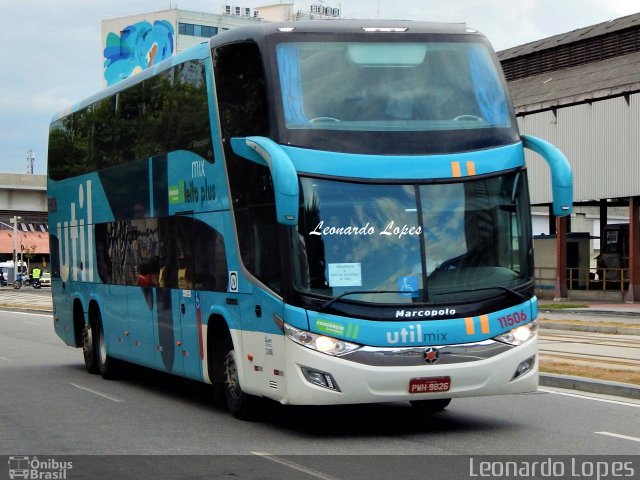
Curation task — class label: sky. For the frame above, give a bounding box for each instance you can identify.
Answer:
[1,0,638,175]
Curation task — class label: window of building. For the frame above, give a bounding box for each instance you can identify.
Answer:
[178,22,218,38]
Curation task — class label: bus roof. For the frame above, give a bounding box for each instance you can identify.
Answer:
[209,19,480,47]
[51,20,484,123]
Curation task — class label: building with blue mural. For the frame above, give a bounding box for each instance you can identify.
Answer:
[101,6,262,85]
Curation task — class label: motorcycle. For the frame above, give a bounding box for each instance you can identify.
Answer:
[13,275,41,290]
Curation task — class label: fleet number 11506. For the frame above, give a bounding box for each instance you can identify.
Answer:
[497,310,528,329]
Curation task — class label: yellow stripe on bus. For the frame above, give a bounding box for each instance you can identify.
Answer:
[465,317,475,335]
[466,161,476,176]
[451,162,462,177]
[480,315,490,334]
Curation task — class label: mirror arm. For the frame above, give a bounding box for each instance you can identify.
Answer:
[522,134,573,217]
[231,136,299,225]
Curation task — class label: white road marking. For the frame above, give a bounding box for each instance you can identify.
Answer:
[3,311,52,318]
[70,383,123,402]
[252,451,342,480]
[595,432,640,443]
[0,356,11,362]
[539,389,640,408]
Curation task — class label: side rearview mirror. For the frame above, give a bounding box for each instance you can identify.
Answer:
[522,135,573,217]
[230,136,299,225]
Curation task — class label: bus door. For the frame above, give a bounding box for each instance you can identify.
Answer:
[172,288,203,380]
[164,214,229,380]
[127,285,159,369]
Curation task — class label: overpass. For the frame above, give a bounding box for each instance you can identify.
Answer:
[0,173,48,265]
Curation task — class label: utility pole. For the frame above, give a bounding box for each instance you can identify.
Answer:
[27,149,35,174]
[11,215,22,282]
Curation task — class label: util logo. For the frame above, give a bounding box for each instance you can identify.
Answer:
[57,180,94,283]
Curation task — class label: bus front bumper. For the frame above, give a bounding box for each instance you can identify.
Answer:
[278,336,538,405]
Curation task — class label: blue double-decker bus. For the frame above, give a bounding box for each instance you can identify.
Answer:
[47,20,572,418]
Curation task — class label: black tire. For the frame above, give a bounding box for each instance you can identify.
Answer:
[94,311,119,380]
[82,323,100,374]
[223,334,258,420]
[13,280,21,290]
[410,398,452,413]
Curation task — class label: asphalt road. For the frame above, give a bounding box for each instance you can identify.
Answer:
[1,309,639,479]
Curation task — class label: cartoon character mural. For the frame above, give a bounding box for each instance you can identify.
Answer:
[104,20,175,86]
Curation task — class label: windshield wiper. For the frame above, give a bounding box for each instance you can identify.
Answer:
[318,286,526,311]
[319,290,401,311]
[432,286,526,301]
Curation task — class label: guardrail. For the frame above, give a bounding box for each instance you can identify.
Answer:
[534,267,629,293]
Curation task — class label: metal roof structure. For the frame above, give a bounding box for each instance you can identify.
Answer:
[504,50,640,114]
[498,12,640,114]
[499,12,640,63]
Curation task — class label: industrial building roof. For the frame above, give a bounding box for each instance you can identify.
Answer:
[506,50,640,113]
[498,12,640,113]
[498,12,640,61]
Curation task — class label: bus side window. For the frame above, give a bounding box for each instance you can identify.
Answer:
[213,42,268,139]
[214,42,282,292]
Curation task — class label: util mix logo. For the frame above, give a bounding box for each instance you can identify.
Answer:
[54,181,95,284]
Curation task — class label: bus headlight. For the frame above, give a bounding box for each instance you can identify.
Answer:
[283,323,361,356]
[493,320,538,346]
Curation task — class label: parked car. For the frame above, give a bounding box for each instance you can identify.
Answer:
[39,272,51,287]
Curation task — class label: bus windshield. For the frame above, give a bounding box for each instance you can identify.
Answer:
[273,38,518,154]
[294,171,532,305]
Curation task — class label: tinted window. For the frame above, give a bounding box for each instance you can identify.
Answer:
[213,42,268,139]
[49,60,213,181]
[95,216,227,291]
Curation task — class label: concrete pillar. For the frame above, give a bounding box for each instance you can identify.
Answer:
[554,215,569,299]
[625,196,640,302]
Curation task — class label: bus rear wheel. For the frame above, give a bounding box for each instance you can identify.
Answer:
[410,398,451,413]
[93,311,118,380]
[82,323,99,374]
[223,335,258,420]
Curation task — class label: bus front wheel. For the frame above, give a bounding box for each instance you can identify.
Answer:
[223,335,258,420]
[410,398,451,413]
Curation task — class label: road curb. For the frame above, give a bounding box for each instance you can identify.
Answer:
[539,321,640,335]
[0,304,53,314]
[540,373,640,400]
[538,308,640,319]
